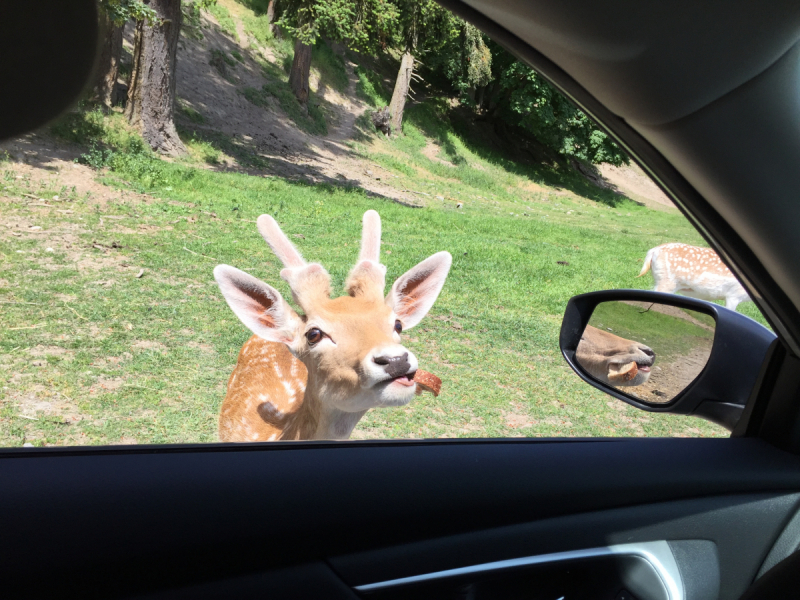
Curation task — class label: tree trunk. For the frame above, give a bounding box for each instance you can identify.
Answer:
[389,50,414,136]
[288,39,312,107]
[267,0,281,38]
[125,0,187,156]
[94,10,124,109]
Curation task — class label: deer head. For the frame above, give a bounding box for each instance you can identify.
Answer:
[576,325,655,387]
[213,210,452,431]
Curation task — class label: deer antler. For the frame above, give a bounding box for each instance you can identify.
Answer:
[256,215,306,269]
[358,209,381,263]
[346,210,387,301]
[256,215,331,311]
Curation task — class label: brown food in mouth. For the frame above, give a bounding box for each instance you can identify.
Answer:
[608,361,638,383]
[413,370,442,396]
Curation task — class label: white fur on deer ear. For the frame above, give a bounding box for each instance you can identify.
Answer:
[214,265,301,345]
[387,251,452,330]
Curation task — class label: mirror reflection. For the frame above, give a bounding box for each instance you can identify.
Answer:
[576,301,716,403]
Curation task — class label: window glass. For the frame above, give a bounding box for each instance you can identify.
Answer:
[0,0,771,446]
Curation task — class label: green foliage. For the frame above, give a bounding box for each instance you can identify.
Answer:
[231,50,245,63]
[495,57,628,166]
[392,0,448,51]
[99,0,159,25]
[49,108,108,145]
[49,109,169,189]
[430,22,492,103]
[278,0,397,52]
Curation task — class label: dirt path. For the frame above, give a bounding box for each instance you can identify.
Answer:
[598,162,675,210]
[629,344,713,403]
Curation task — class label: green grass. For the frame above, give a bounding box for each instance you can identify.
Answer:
[589,301,715,360]
[0,145,746,446]
[312,41,349,95]
[243,78,328,136]
[355,64,391,107]
[207,2,238,40]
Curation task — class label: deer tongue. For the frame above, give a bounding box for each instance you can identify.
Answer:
[413,370,442,397]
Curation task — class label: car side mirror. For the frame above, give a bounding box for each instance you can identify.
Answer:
[560,290,776,431]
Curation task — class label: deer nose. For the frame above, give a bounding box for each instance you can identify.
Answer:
[641,347,655,358]
[373,352,410,378]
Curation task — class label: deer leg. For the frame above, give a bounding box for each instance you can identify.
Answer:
[725,297,740,311]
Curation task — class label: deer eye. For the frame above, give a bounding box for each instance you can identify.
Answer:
[394,320,403,334]
[306,328,323,345]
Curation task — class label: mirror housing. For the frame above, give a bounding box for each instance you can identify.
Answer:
[560,290,776,431]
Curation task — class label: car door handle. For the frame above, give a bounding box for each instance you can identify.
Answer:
[354,540,684,600]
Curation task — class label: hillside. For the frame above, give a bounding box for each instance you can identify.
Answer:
[0,0,760,446]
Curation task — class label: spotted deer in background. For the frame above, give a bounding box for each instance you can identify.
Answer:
[213,210,452,441]
[638,243,750,311]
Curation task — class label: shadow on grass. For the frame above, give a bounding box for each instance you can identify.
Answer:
[408,101,629,208]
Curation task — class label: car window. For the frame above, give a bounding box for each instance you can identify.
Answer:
[0,0,771,447]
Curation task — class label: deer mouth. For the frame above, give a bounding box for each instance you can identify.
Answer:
[390,371,417,387]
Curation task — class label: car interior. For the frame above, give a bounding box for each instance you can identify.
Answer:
[3,1,800,599]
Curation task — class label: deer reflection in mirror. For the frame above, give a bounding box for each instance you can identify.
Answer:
[576,325,656,387]
[576,301,716,404]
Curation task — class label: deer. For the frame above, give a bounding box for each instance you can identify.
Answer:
[638,243,750,311]
[576,325,655,387]
[213,210,452,442]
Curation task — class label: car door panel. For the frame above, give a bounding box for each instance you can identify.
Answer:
[333,494,797,600]
[2,439,800,599]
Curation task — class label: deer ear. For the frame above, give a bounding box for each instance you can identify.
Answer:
[387,252,452,330]
[214,265,301,345]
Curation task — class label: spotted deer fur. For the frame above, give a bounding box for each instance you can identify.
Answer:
[214,210,452,442]
[638,243,750,311]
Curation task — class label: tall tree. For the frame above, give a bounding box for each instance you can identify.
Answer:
[125,0,187,156]
[387,0,448,135]
[433,22,492,109]
[95,1,158,109]
[94,9,124,108]
[279,0,397,107]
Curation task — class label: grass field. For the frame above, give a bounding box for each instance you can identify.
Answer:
[0,91,768,447]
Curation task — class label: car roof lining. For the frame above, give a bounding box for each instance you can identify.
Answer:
[461,0,800,126]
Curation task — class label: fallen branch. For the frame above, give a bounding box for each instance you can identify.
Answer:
[63,303,87,321]
[17,415,39,421]
[0,301,41,305]
[8,323,46,331]
[182,246,220,261]
[402,190,430,196]
[135,269,145,279]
